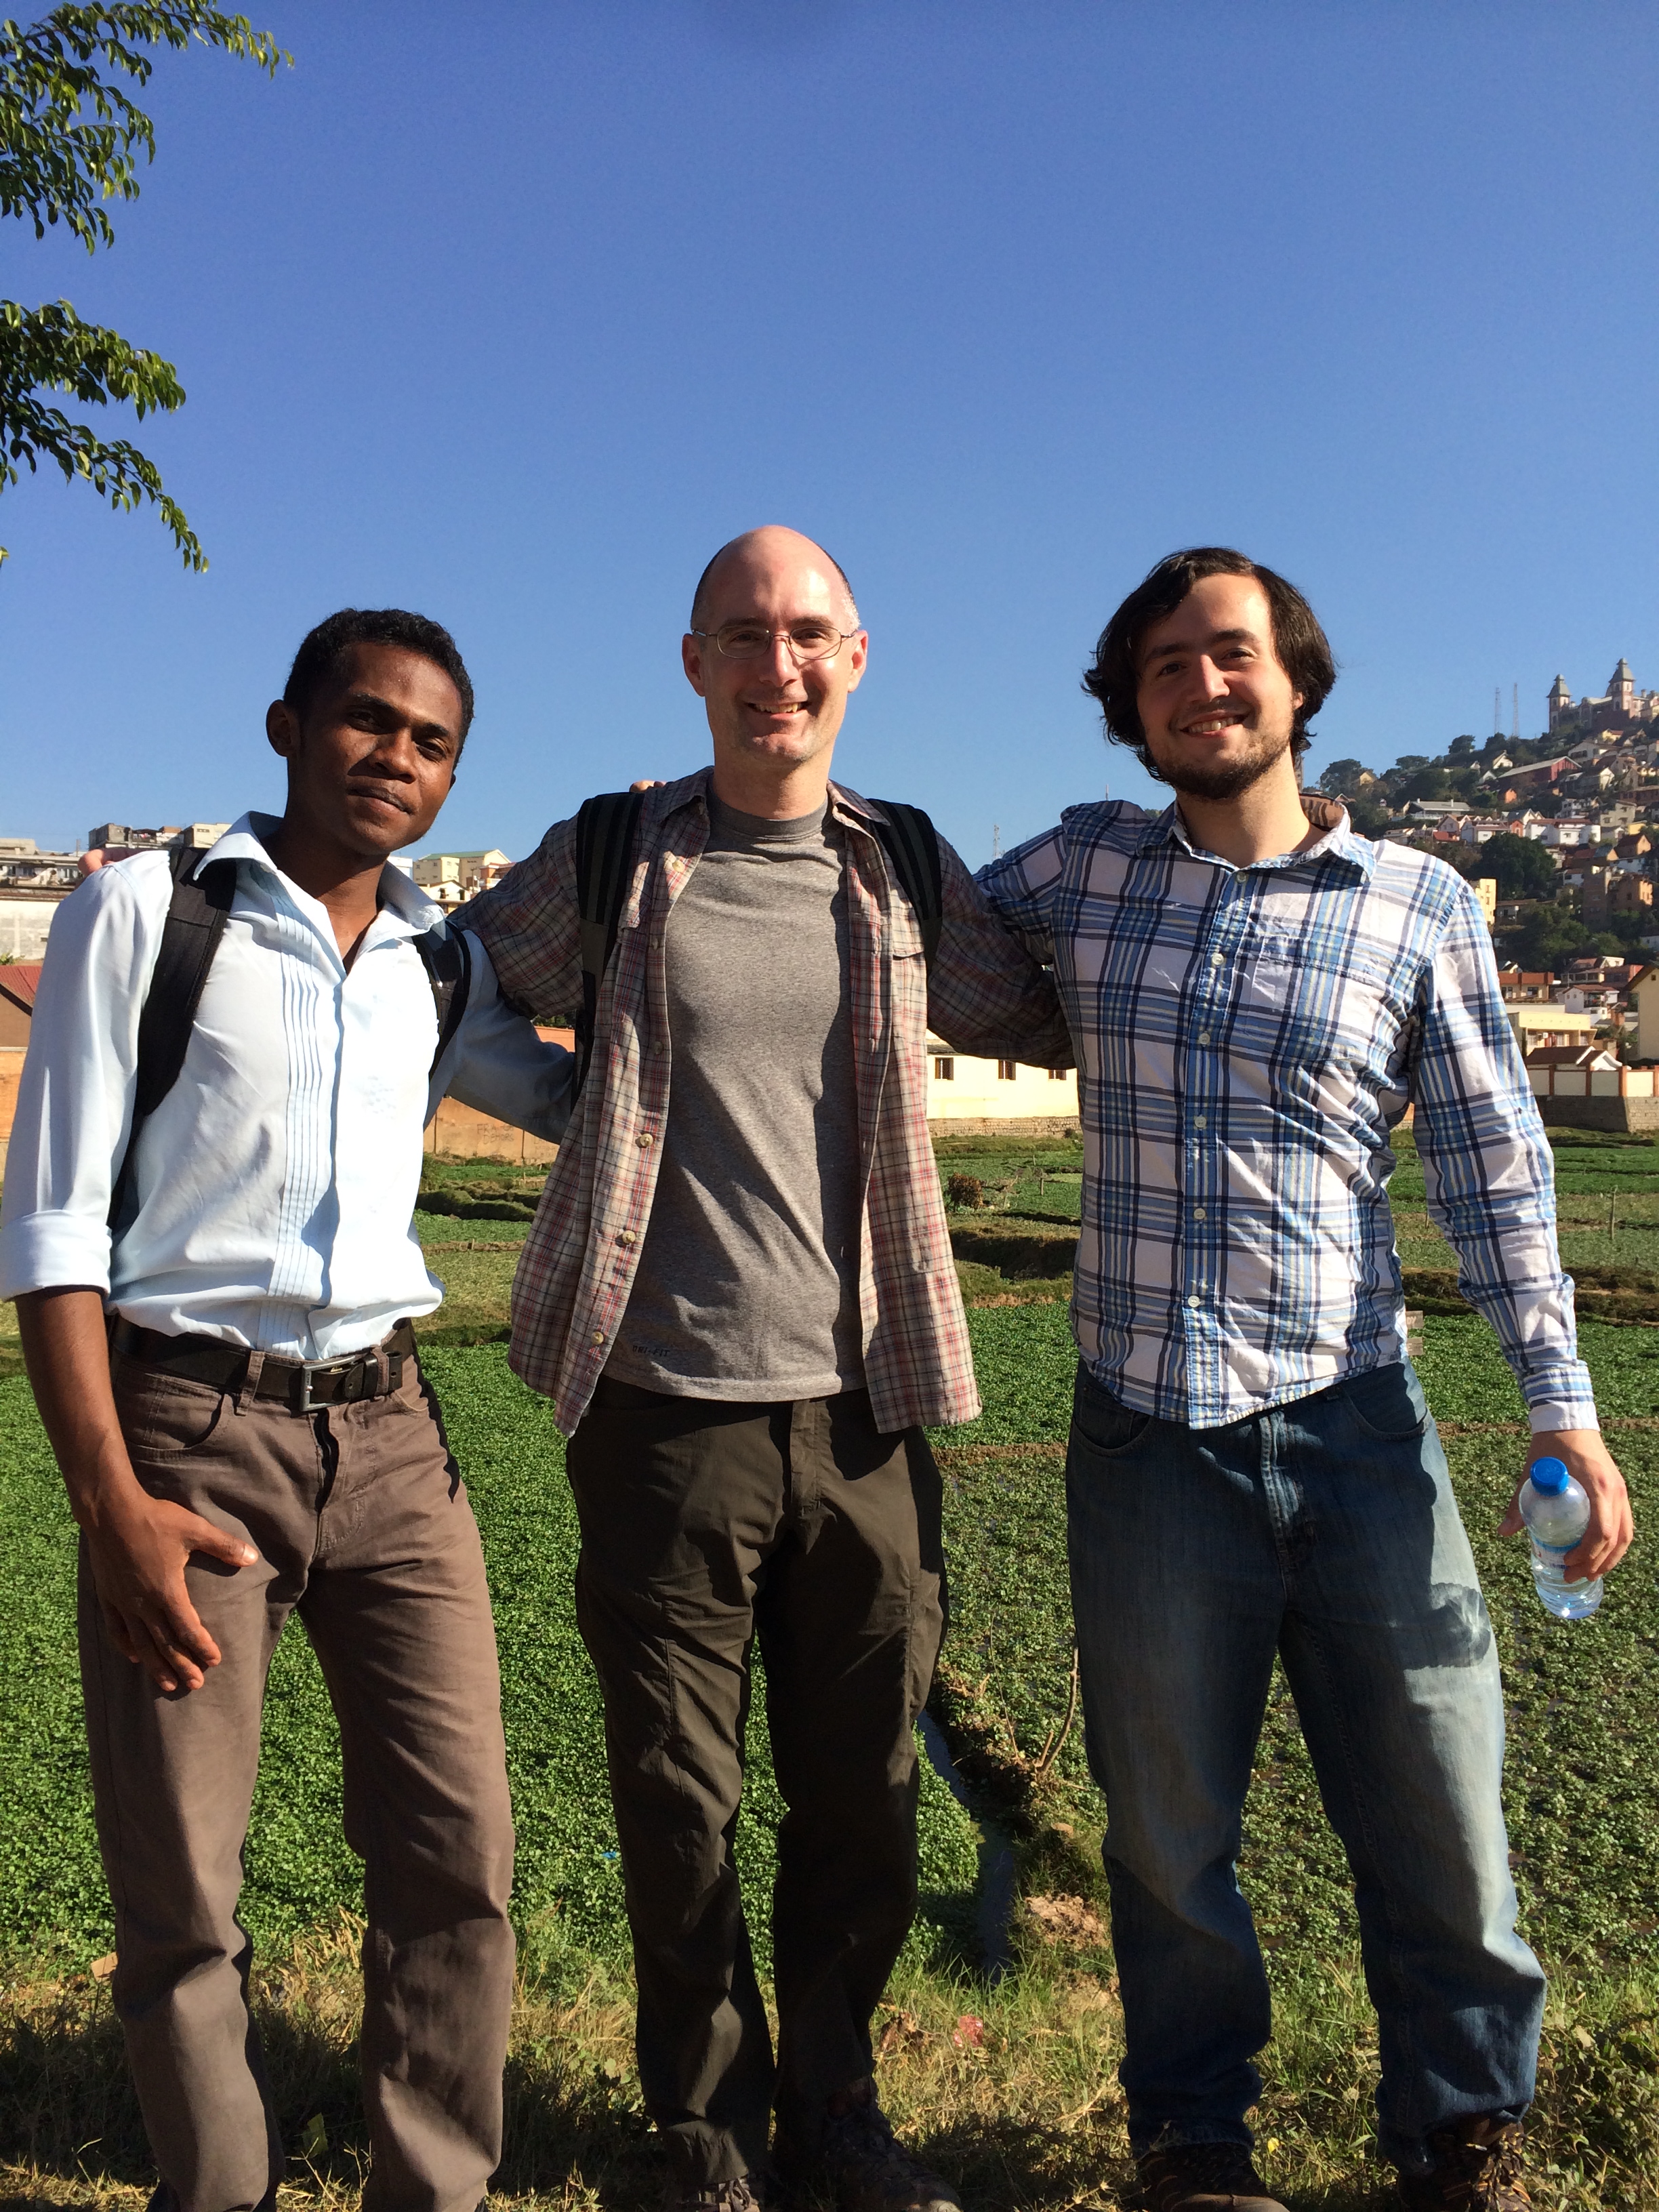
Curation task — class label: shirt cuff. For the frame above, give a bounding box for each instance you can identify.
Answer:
[1521,1361,1600,1437]
[0,1211,114,1302]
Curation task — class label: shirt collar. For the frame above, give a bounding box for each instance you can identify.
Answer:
[647,767,881,836]
[1134,792,1376,881]
[194,812,447,935]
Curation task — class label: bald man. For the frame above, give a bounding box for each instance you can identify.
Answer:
[459,529,1072,2212]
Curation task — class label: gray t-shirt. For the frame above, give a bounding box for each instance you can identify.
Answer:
[607,794,864,1399]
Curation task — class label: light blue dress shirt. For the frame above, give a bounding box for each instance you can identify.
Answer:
[979,798,1597,1435]
[0,814,572,1358]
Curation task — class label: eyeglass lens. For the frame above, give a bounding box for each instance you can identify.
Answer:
[714,622,846,661]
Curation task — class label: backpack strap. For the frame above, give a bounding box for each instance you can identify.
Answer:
[573,790,644,1101]
[413,922,473,1073]
[108,846,237,1234]
[868,800,944,968]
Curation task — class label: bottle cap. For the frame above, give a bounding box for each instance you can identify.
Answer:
[1529,1456,1570,1494]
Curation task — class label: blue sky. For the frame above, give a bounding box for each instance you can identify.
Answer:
[4,0,1658,866]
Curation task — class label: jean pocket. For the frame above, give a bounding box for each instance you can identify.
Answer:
[117,1374,229,1459]
[1338,1361,1429,1442]
[1072,1373,1153,1457]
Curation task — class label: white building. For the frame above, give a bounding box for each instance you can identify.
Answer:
[411,849,512,906]
[925,1036,1078,1130]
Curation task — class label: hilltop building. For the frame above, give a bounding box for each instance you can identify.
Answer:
[1547,661,1659,741]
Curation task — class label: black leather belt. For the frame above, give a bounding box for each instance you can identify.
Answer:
[109,1317,416,1412]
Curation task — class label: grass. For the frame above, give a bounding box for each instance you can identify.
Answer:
[4,1136,1659,2207]
[0,1354,981,1977]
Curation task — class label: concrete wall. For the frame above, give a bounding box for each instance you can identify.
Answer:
[927,1115,1080,1139]
[0,899,61,962]
[1528,1065,1657,1098]
[425,1097,559,1163]
[1536,1095,1659,1132]
[0,1046,23,1181]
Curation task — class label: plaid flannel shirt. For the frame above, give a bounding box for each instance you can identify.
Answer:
[977,796,1597,1435]
[459,771,1073,1436]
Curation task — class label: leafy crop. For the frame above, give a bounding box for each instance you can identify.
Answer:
[930,1309,1659,1977]
[0,1354,979,1974]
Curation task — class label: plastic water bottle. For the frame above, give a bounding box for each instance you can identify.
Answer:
[1519,1457,1603,1619]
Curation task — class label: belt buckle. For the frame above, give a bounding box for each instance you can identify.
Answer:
[293,1351,363,1413]
[294,1358,330,1414]
[293,1343,392,1413]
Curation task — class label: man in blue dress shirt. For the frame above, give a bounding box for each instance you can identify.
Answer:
[977,549,1633,2212]
[1,609,571,2212]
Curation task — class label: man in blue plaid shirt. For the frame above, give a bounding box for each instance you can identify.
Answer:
[977,548,1633,2212]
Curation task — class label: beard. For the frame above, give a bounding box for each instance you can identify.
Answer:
[1145,718,1296,802]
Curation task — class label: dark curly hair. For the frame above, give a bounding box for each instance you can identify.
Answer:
[1082,548,1336,775]
[283,608,476,748]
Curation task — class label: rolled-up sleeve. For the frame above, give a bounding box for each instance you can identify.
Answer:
[1411,882,1599,1434]
[0,864,164,1298]
[430,930,576,1142]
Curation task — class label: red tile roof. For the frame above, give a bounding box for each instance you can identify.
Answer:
[0,962,43,1012]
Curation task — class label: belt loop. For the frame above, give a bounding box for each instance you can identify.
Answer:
[375,1343,392,1399]
[237,1350,266,1413]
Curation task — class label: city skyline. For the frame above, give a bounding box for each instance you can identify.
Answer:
[3,4,1659,869]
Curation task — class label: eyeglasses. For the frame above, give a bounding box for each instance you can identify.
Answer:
[691,620,859,664]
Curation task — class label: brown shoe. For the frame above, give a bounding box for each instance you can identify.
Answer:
[1397,2115,1530,2212]
[1135,2141,1287,2212]
[817,2080,962,2211]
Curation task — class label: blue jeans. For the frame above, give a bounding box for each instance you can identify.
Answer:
[1066,1359,1544,2169]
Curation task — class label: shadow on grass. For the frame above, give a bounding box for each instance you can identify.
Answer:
[0,1948,661,2211]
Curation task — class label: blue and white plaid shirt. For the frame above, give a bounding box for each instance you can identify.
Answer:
[978,796,1597,1435]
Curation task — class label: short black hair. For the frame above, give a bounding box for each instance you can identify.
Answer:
[283,608,476,746]
[1082,548,1336,774]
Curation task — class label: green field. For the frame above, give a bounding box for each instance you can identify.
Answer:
[0,1353,981,1975]
[3,1137,1659,2206]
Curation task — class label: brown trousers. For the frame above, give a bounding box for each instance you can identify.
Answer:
[81,1347,516,2212]
[565,1380,947,2190]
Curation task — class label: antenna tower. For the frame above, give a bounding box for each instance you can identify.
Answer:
[1511,684,1519,743]
[1494,687,1502,738]
[992,823,1001,858]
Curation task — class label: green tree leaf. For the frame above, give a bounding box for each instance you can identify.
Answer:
[0,4,287,566]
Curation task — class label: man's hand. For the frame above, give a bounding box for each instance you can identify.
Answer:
[1499,1428,1633,1583]
[18,1286,258,1694]
[86,1486,257,1694]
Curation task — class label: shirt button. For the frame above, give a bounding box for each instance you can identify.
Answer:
[1198,1031,1212,1045]
[1187,1294,1202,1309]
[1193,1206,1206,1221]
[637,1132,654,1147]
[591,1330,606,1345]
[1210,951,1223,966]
[1194,1114,1208,1129]
[616,1231,636,1246]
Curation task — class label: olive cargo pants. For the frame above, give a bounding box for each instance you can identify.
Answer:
[566,1380,947,2190]
[81,1348,516,2212]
